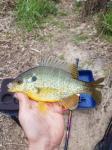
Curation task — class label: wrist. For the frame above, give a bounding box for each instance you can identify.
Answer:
[29,139,48,150]
[29,139,59,150]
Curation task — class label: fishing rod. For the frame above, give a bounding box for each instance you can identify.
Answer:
[64,110,72,150]
[64,59,79,150]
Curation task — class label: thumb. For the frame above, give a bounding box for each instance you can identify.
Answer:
[14,93,30,111]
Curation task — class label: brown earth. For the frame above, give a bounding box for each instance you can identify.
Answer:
[0,1,112,150]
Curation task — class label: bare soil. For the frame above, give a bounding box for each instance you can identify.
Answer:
[0,1,112,150]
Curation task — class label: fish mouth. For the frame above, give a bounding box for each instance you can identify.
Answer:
[7,82,21,93]
[8,88,25,94]
[7,82,28,95]
[7,83,14,92]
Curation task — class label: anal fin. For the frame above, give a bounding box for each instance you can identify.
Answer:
[59,94,79,110]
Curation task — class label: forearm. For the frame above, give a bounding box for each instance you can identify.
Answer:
[29,145,59,150]
[29,140,59,150]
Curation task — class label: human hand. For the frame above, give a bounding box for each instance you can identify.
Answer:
[15,93,64,150]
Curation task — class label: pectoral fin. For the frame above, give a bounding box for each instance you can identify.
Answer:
[59,94,79,110]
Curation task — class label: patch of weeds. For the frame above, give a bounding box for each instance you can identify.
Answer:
[74,0,83,12]
[16,0,58,31]
[73,34,88,44]
[51,20,65,28]
[75,1,82,8]
[43,16,65,29]
[101,34,112,42]
[58,11,68,16]
[37,33,53,42]
[97,10,112,38]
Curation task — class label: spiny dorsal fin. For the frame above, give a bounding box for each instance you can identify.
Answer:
[38,55,78,76]
[38,55,69,72]
[58,94,79,110]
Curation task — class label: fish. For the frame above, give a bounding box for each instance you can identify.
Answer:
[8,56,104,111]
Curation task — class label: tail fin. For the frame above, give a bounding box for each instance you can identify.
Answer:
[88,77,104,88]
[92,89,102,104]
[87,77,104,104]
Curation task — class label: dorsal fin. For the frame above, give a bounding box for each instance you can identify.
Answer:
[38,55,78,78]
[70,64,79,79]
[38,55,68,69]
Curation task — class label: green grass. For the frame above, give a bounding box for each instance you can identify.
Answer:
[74,1,83,12]
[75,1,82,8]
[16,0,58,31]
[101,34,112,42]
[97,10,112,37]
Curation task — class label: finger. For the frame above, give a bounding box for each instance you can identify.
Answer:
[53,104,64,114]
[30,100,38,107]
[14,93,31,111]
[48,103,64,114]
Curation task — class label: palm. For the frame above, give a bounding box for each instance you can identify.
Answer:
[16,93,64,147]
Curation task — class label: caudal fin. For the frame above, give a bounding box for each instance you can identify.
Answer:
[92,89,102,104]
[88,77,104,88]
[87,77,105,104]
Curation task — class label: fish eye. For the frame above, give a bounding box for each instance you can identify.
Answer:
[16,79,23,84]
[32,76,37,82]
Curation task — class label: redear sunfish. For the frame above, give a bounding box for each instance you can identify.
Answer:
[8,56,104,111]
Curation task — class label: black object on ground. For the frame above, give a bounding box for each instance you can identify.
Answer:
[94,117,112,150]
[0,78,19,125]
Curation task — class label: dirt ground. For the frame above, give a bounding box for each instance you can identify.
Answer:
[0,1,112,150]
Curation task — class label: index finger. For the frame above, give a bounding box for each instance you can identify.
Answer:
[14,93,31,111]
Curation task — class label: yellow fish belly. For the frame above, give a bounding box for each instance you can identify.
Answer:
[25,88,61,102]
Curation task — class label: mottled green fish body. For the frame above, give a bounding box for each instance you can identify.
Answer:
[8,56,104,110]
